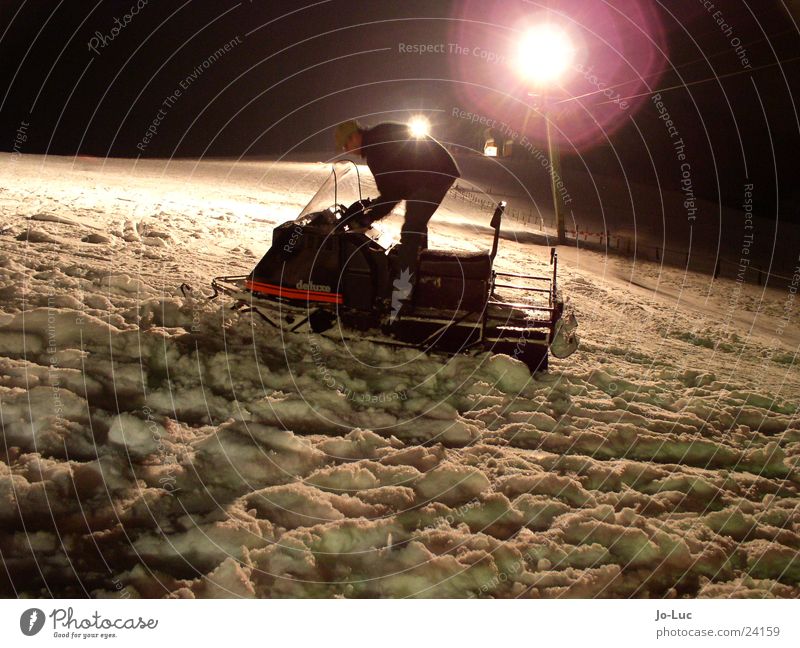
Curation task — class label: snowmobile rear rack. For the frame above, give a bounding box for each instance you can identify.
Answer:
[493,282,552,293]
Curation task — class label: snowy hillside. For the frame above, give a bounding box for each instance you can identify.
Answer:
[1,153,798,598]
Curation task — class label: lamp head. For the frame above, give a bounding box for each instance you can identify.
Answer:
[516,24,575,85]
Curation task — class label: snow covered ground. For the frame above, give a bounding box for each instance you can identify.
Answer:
[0,153,798,598]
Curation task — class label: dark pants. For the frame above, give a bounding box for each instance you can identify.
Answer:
[397,179,454,278]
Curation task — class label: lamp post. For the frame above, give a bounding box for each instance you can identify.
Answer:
[516,24,575,245]
[544,101,565,244]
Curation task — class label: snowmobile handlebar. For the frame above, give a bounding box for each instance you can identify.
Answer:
[336,198,374,230]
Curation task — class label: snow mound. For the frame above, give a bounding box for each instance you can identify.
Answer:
[1,155,798,598]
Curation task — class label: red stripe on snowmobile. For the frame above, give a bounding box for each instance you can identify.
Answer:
[245,279,343,304]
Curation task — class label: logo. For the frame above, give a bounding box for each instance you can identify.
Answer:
[296,280,331,293]
[390,268,414,322]
[20,608,45,636]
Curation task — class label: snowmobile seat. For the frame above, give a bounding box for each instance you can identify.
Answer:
[417,249,492,280]
[415,249,492,312]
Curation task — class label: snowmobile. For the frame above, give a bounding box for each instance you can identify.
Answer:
[208,160,578,372]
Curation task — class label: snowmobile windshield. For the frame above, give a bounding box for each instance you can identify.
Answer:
[297,160,363,222]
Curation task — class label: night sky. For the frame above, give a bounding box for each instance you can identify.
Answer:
[0,0,798,219]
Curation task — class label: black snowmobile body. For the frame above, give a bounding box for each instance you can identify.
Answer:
[211,161,577,372]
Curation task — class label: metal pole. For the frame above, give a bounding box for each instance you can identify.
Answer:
[544,101,565,244]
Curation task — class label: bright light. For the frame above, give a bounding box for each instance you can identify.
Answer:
[516,24,575,85]
[408,116,430,138]
[484,143,498,157]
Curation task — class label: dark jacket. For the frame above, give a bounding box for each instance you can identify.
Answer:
[360,122,460,219]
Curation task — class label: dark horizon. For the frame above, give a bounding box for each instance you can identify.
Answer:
[1,0,798,219]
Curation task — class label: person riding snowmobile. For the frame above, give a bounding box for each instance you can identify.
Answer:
[334,120,460,283]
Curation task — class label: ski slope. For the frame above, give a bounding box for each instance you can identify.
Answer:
[0,153,798,598]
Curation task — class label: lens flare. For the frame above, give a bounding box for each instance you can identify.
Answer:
[408,116,430,138]
[516,24,576,85]
[448,0,669,150]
